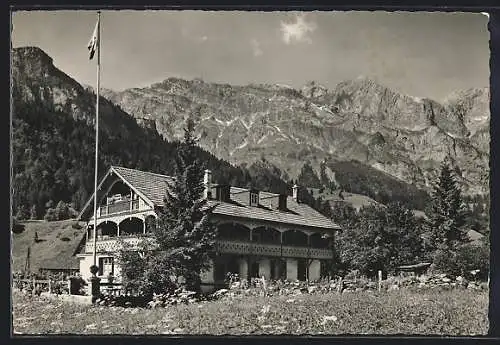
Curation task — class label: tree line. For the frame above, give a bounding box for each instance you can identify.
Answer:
[323,162,489,281]
[11,99,312,222]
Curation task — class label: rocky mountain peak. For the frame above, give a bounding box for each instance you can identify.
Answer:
[12,46,55,81]
[100,74,488,195]
[12,46,53,65]
[11,47,490,197]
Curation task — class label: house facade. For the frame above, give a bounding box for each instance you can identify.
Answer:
[77,166,341,290]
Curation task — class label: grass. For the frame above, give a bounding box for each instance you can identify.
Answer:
[12,288,488,335]
[11,219,86,272]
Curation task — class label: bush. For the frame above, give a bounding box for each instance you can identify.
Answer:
[455,243,489,280]
[12,217,25,234]
[431,243,489,280]
[44,208,57,221]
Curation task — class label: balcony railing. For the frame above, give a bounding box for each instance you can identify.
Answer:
[85,238,333,260]
[216,240,333,260]
[99,199,140,217]
[85,236,148,253]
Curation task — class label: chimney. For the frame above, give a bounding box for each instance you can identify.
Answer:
[249,188,259,207]
[203,169,212,199]
[216,185,231,202]
[278,194,288,211]
[292,184,299,202]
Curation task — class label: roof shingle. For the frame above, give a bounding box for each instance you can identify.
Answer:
[111,166,340,231]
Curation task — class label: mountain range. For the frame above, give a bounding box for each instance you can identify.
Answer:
[11,46,490,217]
[101,73,489,196]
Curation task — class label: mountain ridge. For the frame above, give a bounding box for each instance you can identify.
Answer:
[11,46,489,209]
[99,73,489,196]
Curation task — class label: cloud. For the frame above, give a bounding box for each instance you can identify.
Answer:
[280,14,317,45]
[251,39,263,57]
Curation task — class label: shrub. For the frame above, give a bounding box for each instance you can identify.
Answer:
[431,243,489,280]
[455,243,489,280]
[12,217,25,234]
[44,208,57,221]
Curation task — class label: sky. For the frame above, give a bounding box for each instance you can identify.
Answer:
[11,10,489,101]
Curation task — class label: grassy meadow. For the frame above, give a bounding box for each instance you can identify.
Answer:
[12,288,488,335]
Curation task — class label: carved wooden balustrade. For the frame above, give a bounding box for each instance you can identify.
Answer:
[99,199,140,216]
[85,236,147,253]
[86,238,333,260]
[215,240,333,259]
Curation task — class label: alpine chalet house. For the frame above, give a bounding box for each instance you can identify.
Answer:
[77,166,341,290]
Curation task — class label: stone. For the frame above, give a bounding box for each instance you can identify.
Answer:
[388,284,400,291]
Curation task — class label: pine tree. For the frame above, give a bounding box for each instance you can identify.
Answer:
[319,161,330,187]
[427,162,467,251]
[15,204,29,221]
[54,201,70,220]
[30,205,37,220]
[154,118,217,292]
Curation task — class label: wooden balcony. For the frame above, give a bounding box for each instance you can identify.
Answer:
[85,236,147,253]
[99,199,140,217]
[85,238,333,260]
[215,240,333,260]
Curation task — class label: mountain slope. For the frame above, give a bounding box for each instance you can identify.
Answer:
[10,47,295,217]
[101,77,489,196]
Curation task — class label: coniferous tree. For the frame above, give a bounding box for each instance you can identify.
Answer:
[319,161,330,187]
[427,162,467,251]
[297,161,322,189]
[152,118,218,293]
[119,119,218,296]
[30,205,37,220]
[15,205,29,221]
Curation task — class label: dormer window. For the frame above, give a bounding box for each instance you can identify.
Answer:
[250,191,259,207]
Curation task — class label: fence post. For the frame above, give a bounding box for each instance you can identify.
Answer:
[48,279,52,294]
[378,270,382,292]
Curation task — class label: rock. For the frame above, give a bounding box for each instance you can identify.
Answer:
[307,286,317,294]
[213,289,229,297]
[388,284,400,291]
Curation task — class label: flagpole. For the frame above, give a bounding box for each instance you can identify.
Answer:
[92,11,101,271]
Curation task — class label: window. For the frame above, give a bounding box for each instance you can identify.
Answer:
[250,192,259,206]
[98,257,114,276]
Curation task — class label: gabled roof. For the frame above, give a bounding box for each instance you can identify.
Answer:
[112,166,174,206]
[78,166,174,219]
[79,166,341,231]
